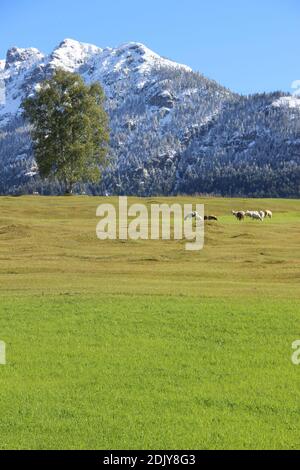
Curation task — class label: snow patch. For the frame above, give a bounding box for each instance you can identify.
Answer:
[272,96,300,109]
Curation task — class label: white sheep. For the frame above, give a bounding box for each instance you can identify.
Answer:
[251,212,263,221]
[264,210,273,219]
[185,211,203,222]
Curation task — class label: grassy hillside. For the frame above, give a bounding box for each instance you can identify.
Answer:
[0,196,299,449]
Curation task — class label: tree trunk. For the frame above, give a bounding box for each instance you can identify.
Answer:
[65,182,74,195]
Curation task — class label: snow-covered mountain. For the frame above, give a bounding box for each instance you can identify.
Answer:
[0,38,299,197]
[0,38,193,122]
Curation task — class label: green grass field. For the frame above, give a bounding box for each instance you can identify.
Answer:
[0,196,299,450]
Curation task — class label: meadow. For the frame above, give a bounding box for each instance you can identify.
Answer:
[0,196,299,450]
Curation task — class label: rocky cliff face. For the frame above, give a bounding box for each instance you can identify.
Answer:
[0,38,299,197]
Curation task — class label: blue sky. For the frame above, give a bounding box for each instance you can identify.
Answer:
[1,0,299,95]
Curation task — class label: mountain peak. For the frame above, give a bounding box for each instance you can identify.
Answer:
[113,41,192,72]
[5,46,44,70]
[117,42,157,54]
[57,38,101,51]
[49,38,102,72]
[59,38,82,47]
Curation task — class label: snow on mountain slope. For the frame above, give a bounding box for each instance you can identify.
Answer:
[5,46,44,71]
[0,37,224,136]
[0,47,45,120]
[80,42,193,105]
[0,61,5,107]
[0,38,193,120]
[272,96,300,109]
[48,38,102,72]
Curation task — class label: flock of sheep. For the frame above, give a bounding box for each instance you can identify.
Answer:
[232,210,273,221]
[185,209,273,223]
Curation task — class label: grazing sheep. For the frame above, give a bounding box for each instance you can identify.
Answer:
[259,211,265,220]
[232,211,245,221]
[185,211,203,222]
[251,212,263,221]
[245,210,263,221]
[264,210,273,219]
[205,215,218,221]
[245,210,258,218]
